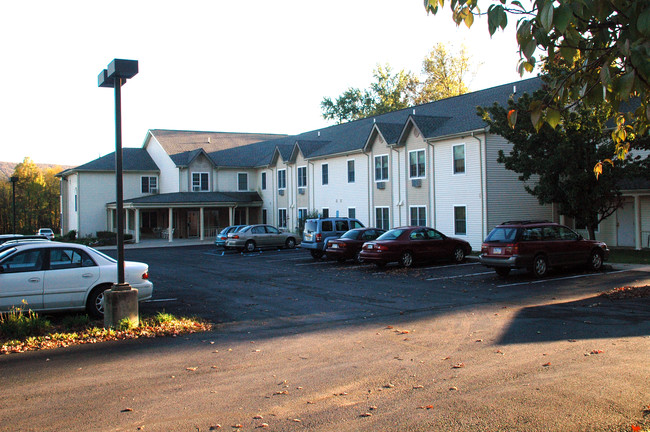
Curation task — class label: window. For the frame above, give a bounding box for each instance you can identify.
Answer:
[50,248,96,270]
[409,150,426,178]
[192,172,209,191]
[298,166,307,188]
[453,144,465,174]
[261,172,267,190]
[322,163,329,185]
[0,249,44,273]
[375,155,389,181]
[410,206,427,226]
[277,169,286,190]
[141,176,158,193]
[322,208,329,218]
[262,208,267,224]
[298,208,308,223]
[278,208,287,228]
[266,225,280,234]
[348,207,356,219]
[347,160,355,183]
[454,206,467,235]
[237,173,248,191]
[376,207,390,231]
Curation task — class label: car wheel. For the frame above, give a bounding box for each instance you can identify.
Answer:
[495,267,511,277]
[532,254,548,278]
[87,285,110,319]
[375,262,386,269]
[285,238,296,249]
[453,247,466,263]
[400,251,413,268]
[310,250,324,260]
[245,240,256,252]
[355,251,363,264]
[589,250,603,270]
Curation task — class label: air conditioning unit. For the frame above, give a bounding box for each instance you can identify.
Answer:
[376,182,386,190]
[298,187,305,195]
[279,189,285,196]
[411,179,421,188]
[149,188,159,194]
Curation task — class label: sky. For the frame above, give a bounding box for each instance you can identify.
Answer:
[0,1,530,167]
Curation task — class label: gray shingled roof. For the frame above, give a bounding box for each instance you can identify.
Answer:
[117,191,262,205]
[207,77,543,166]
[59,148,159,176]
[149,130,288,156]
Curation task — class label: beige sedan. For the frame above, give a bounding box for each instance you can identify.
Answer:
[225,224,298,252]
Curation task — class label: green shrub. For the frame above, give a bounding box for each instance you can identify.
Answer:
[62,230,77,241]
[150,311,174,325]
[61,314,91,330]
[0,306,51,340]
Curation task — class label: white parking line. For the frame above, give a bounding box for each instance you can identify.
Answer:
[426,271,494,281]
[143,298,178,303]
[420,262,479,270]
[496,269,631,288]
[295,261,331,266]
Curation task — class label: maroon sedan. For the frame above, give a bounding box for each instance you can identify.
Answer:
[360,226,471,268]
[325,228,386,263]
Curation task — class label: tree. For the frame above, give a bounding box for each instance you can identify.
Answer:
[321,43,472,123]
[478,89,636,240]
[414,43,471,104]
[423,0,650,165]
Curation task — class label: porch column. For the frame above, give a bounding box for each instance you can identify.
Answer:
[168,207,174,242]
[134,208,140,244]
[246,207,250,224]
[108,209,114,232]
[634,195,641,250]
[125,209,130,236]
[229,206,234,226]
[200,207,205,240]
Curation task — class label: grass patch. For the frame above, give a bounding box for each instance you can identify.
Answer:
[1,310,211,355]
[608,248,650,265]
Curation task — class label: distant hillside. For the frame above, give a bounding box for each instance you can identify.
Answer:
[0,161,72,180]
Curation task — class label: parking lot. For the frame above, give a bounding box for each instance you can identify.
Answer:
[3,244,648,432]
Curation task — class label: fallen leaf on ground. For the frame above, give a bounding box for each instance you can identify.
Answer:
[257,423,269,428]
[452,363,465,369]
[360,413,372,417]
[542,362,551,367]
[253,415,263,419]
[186,367,198,371]
[121,408,133,412]
[590,350,604,355]
[209,425,221,430]
[274,391,288,395]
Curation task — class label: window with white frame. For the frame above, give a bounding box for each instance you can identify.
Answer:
[347,160,355,183]
[322,208,329,218]
[297,166,307,188]
[348,207,356,219]
[409,150,426,179]
[262,208,268,224]
[277,169,286,190]
[141,176,158,193]
[298,208,308,223]
[278,208,287,228]
[375,155,389,181]
[453,144,465,174]
[454,206,467,235]
[192,172,209,191]
[375,207,390,231]
[322,163,329,185]
[237,173,248,191]
[261,172,267,190]
[410,206,427,226]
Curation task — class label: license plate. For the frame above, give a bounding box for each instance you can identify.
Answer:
[367,244,374,249]
[492,247,502,254]
[331,244,338,249]
[306,234,312,241]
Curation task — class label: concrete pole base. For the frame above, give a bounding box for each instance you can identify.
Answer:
[104,284,139,329]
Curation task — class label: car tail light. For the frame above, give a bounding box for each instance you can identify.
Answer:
[316,233,322,242]
[504,244,519,255]
[142,271,149,280]
[481,244,488,254]
[376,244,389,251]
[232,235,240,239]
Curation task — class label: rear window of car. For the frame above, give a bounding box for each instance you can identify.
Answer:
[304,221,317,233]
[335,220,348,231]
[341,230,360,240]
[377,229,404,240]
[485,227,519,243]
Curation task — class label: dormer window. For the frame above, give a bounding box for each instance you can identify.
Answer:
[192,172,209,191]
[141,176,158,193]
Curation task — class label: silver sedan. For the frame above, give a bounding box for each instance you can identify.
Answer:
[225,224,298,252]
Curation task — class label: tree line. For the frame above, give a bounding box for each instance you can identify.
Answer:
[0,157,62,235]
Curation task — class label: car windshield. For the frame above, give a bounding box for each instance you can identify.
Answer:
[341,230,360,240]
[218,227,231,235]
[239,226,252,233]
[304,221,317,233]
[485,227,519,243]
[376,229,404,240]
[233,225,246,232]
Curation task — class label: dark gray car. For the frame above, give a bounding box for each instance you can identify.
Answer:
[301,217,364,259]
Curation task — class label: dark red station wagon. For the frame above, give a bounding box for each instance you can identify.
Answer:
[479,220,610,277]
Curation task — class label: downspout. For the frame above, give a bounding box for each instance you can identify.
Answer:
[426,140,435,228]
[390,146,401,227]
[308,160,315,212]
[365,151,371,225]
[471,131,487,242]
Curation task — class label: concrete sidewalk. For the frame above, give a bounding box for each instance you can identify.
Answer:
[95,237,216,251]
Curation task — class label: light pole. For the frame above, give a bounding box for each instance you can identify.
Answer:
[9,176,17,233]
[98,59,139,328]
